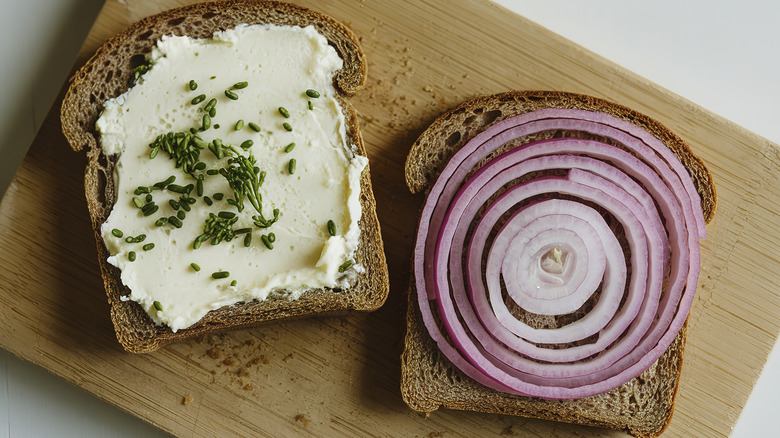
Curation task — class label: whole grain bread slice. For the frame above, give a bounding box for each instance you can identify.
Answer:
[60,0,388,353]
[401,90,716,437]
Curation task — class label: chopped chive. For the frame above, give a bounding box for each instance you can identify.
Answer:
[150,145,160,159]
[327,219,336,236]
[177,210,186,220]
[243,232,252,247]
[142,243,155,251]
[194,161,206,171]
[218,211,236,219]
[248,122,261,132]
[155,217,168,226]
[132,197,144,208]
[213,192,224,201]
[153,300,162,311]
[202,114,211,130]
[204,196,213,206]
[214,123,220,129]
[153,175,176,189]
[135,234,146,242]
[282,122,292,132]
[193,234,207,250]
[288,158,296,174]
[240,139,253,150]
[305,89,320,98]
[191,94,206,105]
[224,90,238,100]
[196,178,204,196]
[209,107,216,118]
[204,98,217,112]
[278,107,290,118]
[143,204,159,216]
[145,194,153,203]
[188,80,197,91]
[268,232,276,243]
[180,198,192,211]
[211,271,230,279]
[235,120,244,130]
[169,199,180,210]
[168,216,183,228]
[134,186,150,195]
[232,81,248,89]
[261,234,273,250]
[190,262,201,271]
[128,251,136,262]
[230,279,237,286]
[283,142,295,153]
[307,100,313,110]
[338,260,353,272]
[111,228,123,238]
[167,184,189,194]
[206,169,219,176]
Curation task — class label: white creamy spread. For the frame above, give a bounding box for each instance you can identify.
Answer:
[96,24,367,332]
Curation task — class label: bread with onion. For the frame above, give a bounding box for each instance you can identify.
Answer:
[401,91,715,437]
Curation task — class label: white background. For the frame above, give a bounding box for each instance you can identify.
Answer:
[0,0,777,436]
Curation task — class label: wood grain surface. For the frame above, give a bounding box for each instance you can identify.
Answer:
[1,0,778,437]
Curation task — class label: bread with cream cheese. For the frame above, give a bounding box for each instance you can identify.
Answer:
[60,0,388,353]
[401,90,716,437]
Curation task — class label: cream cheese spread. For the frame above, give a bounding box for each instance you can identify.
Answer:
[96,24,367,332]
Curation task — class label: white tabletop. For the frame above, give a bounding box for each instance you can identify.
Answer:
[1,0,777,436]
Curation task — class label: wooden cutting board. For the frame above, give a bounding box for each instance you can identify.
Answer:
[1,0,778,436]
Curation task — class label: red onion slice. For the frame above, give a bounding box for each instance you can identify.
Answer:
[413,108,705,399]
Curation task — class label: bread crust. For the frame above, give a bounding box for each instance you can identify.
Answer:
[60,0,387,353]
[401,90,715,437]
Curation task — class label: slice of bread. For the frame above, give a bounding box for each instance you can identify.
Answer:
[401,90,715,437]
[60,0,388,353]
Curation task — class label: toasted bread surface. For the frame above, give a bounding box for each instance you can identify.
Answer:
[60,0,387,353]
[401,90,716,437]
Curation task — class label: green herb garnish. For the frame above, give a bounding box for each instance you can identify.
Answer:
[194,212,239,248]
[283,142,295,153]
[338,260,353,273]
[288,158,296,174]
[305,89,320,98]
[278,107,290,118]
[148,131,207,177]
[327,220,336,237]
[211,271,230,279]
[261,234,273,250]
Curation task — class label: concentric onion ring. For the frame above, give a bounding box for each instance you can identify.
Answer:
[414,108,704,399]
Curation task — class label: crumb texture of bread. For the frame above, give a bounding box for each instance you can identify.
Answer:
[401,90,716,437]
[60,1,386,353]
